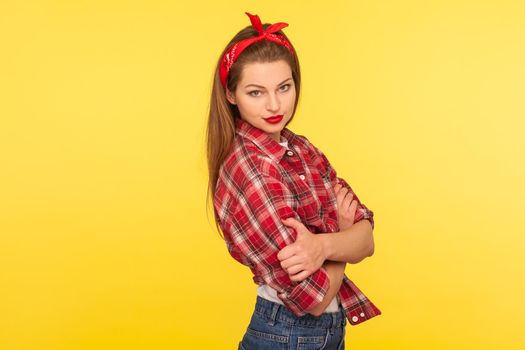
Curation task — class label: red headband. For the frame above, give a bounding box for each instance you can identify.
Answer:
[219,12,295,90]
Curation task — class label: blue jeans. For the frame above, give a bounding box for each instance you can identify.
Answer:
[238,296,347,350]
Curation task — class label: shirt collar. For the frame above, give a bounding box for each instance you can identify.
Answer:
[235,117,297,163]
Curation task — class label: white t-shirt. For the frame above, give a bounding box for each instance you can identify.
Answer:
[255,136,341,313]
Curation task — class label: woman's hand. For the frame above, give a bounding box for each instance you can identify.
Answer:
[334,182,358,231]
[278,217,326,282]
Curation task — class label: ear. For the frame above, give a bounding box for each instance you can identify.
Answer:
[225,88,237,105]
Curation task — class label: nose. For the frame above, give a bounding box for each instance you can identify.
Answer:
[266,91,280,112]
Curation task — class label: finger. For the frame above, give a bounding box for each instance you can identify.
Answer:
[277,245,296,261]
[344,200,358,223]
[285,263,304,276]
[283,218,310,237]
[279,254,302,269]
[290,269,312,282]
[349,200,358,216]
[341,192,354,212]
[336,187,348,208]
[281,217,299,227]
[336,185,347,195]
[281,217,307,232]
[338,189,351,213]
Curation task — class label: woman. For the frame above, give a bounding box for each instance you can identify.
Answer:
[206,12,381,350]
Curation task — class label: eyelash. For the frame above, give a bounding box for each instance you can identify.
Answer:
[248,84,291,97]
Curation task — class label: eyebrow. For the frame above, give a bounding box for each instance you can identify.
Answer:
[244,77,293,89]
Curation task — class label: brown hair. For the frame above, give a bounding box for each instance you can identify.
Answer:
[205,22,302,239]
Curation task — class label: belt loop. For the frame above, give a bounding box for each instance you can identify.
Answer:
[267,302,280,326]
[330,313,338,333]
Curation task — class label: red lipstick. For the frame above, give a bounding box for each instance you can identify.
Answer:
[263,114,283,124]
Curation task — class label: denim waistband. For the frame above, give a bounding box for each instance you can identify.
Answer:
[254,296,346,329]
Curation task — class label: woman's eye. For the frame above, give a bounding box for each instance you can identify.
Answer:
[248,84,291,97]
[280,84,291,91]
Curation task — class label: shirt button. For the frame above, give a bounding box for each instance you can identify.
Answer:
[287,150,294,156]
[360,312,365,317]
[351,316,359,323]
[299,174,305,180]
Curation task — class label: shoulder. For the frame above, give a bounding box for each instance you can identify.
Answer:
[217,137,283,193]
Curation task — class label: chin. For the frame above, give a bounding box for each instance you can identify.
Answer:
[263,124,284,132]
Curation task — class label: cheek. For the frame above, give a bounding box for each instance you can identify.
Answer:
[287,86,297,100]
[285,91,297,108]
[237,97,260,116]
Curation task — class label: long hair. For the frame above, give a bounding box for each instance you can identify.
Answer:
[206,22,302,239]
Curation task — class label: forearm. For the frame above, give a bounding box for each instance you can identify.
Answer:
[306,260,346,317]
[320,219,375,264]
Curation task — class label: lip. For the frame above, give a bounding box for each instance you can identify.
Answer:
[263,114,284,124]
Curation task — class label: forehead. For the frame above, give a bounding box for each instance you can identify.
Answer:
[239,60,292,87]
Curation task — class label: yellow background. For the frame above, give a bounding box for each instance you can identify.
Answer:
[1,1,524,349]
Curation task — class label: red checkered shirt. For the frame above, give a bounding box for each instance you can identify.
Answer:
[213,117,381,326]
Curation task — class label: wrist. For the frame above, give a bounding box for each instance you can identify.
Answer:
[318,233,333,261]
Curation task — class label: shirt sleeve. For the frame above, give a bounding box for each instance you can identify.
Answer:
[228,172,331,317]
[306,139,375,230]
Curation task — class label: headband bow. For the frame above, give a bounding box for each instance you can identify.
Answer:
[219,12,295,90]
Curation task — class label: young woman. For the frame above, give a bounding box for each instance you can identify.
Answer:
[206,12,381,350]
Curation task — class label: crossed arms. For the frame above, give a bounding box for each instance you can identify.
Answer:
[227,171,374,317]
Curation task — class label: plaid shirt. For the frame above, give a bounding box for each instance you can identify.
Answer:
[213,117,381,326]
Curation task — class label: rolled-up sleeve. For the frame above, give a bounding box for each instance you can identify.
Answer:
[227,173,331,316]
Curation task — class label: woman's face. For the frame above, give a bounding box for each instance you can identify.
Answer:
[226,60,296,142]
